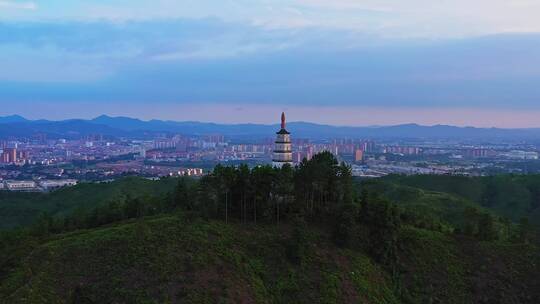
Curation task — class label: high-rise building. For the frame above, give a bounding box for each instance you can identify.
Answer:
[204,134,225,143]
[305,145,314,160]
[273,112,293,168]
[361,141,376,153]
[18,151,30,163]
[292,151,303,163]
[0,148,16,163]
[354,149,364,162]
[1,152,9,163]
[384,146,421,155]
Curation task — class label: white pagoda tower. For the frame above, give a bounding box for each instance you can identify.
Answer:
[272,112,293,168]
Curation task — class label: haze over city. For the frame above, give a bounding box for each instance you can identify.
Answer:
[2,0,540,127]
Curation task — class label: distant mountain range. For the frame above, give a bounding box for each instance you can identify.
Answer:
[1,115,540,140]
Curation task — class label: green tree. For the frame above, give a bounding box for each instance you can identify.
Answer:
[250,165,274,223]
[360,192,401,265]
[274,164,294,224]
[332,202,358,247]
[236,164,251,223]
[517,217,534,243]
[477,214,498,241]
[173,177,191,211]
[286,216,310,264]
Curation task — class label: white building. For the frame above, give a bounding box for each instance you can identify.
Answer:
[505,150,539,160]
[272,112,293,168]
[39,179,78,190]
[5,180,37,191]
[179,168,204,176]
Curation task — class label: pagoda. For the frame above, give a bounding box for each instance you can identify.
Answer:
[272,112,293,168]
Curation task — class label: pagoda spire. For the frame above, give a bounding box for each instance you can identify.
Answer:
[281,112,286,130]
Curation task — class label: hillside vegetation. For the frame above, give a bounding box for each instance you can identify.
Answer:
[1,216,537,303]
[1,153,539,303]
[1,216,401,303]
[379,174,540,226]
[0,177,177,229]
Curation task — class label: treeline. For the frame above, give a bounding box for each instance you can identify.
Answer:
[195,152,354,224]
[10,153,353,234]
[0,153,400,265]
[192,152,403,267]
[2,152,537,262]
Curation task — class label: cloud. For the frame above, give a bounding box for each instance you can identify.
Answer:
[293,0,540,37]
[3,32,540,109]
[0,1,540,126]
[2,0,540,38]
[0,1,36,10]
[0,18,374,63]
[1,18,540,113]
[0,18,318,82]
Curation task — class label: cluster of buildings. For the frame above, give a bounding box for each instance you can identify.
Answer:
[0,179,78,192]
[0,145,30,164]
[271,114,381,166]
[382,146,422,155]
[504,150,539,160]
[94,161,205,178]
[266,116,540,177]
[1,112,540,186]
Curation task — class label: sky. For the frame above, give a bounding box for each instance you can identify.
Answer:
[1,1,540,127]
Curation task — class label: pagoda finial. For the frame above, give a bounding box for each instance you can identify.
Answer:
[281,112,286,129]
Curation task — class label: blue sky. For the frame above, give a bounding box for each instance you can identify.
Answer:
[1,0,540,127]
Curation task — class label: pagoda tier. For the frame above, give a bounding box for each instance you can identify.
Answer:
[273,112,293,168]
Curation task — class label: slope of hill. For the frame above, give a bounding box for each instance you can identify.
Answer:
[0,119,128,139]
[359,179,498,232]
[381,175,540,226]
[0,177,177,229]
[398,227,539,304]
[1,216,400,304]
[1,215,538,304]
[0,115,27,124]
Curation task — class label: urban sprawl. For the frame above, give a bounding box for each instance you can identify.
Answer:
[1,118,539,192]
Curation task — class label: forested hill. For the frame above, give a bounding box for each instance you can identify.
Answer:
[0,177,178,229]
[1,153,539,303]
[377,174,540,227]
